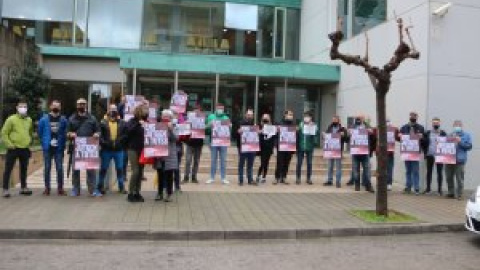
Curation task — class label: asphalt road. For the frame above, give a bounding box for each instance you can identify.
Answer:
[0,232,479,270]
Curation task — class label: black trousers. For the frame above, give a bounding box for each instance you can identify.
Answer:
[275,152,293,180]
[257,151,272,178]
[157,169,174,196]
[3,148,30,190]
[426,156,443,192]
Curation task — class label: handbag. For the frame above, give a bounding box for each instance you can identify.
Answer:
[139,149,154,165]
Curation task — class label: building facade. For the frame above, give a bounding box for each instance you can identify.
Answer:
[0,0,339,128]
[302,0,478,189]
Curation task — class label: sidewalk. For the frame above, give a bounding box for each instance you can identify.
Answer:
[0,188,466,240]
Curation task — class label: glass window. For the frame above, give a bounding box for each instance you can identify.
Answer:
[88,0,143,49]
[259,6,274,58]
[273,7,286,59]
[353,0,386,35]
[337,0,349,37]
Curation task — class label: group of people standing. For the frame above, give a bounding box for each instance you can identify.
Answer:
[0,96,473,202]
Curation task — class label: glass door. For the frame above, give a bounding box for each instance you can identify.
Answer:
[273,7,287,59]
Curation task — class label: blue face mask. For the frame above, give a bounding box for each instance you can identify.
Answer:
[454,126,462,133]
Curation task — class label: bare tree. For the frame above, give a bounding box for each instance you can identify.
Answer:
[328,18,420,216]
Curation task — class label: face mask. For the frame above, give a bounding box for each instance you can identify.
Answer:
[433,125,440,130]
[332,122,339,126]
[77,107,86,113]
[454,126,462,133]
[216,109,224,115]
[262,119,269,123]
[355,119,361,125]
[109,111,118,118]
[172,118,178,125]
[304,117,311,123]
[410,118,417,123]
[51,108,60,114]
[18,107,27,115]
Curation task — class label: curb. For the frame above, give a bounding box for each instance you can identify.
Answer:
[0,223,466,241]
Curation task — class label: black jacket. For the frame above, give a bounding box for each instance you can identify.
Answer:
[325,123,348,152]
[259,123,276,155]
[67,113,99,137]
[125,118,144,152]
[422,129,447,156]
[100,118,128,151]
[236,118,255,149]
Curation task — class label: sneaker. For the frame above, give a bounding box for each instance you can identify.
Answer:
[261,178,266,184]
[191,177,199,184]
[221,179,230,185]
[306,180,313,185]
[70,189,79,197]
[164,195,172,202]
[127,193,136,202]
[346,181,354,186]
[323,182,333,186]
[135,194,145,202]
[366,186,375,193]
[387,185,392,191]
[336,182,341,188]
[182,177,190,184]
[58,188,67,196]
[403,188,412,194]
[273,179,279,185]
[155,193,163,201]
[92,190,103,197]
[415,191,420,196]
[43,189,50,196]
[3,190,11,198]
[19,188,33,196]
[206,179,214,184]
[422,189,431,195]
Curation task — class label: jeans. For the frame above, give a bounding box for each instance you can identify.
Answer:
[296,150,314,181]
[387,154,394,185]
[157,169,174,196]
[3,148,30,190]
[97,150,124,192]
[238,151,255,184]
[404,161,420,191]
[445,164,465,197]
[275,152,293,180]
[327,158,342,184]
[425,155,443,192]
[352,155,371,187]
[127,150,144,194]
[72,169,96,194]
[257,151,272,179]
[184,144,202,179]
[210,146,227,180]
[43,150,64,190]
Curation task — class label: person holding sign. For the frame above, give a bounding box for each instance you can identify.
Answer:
[37,100,68,196]
[274,110,296,185]
[399,112,425,195]
[296,111,319,185]
[421,117,447,195]
[67,98,100,197]
[236,109,258,186]
[125,105,148,203]
[445,120,473,200]
[93,104,128,197]
[323,116,347,188]
[184,106,205,184]
[153,110,178,202]
[256,114,276,184]
[349,116,375,193]
[206,104,231,184]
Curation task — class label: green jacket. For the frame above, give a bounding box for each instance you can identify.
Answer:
[1,114,33,149]
[206,113,230,140]
[297,122,319,151]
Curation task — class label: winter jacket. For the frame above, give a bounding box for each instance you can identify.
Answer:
[1,113,33,149]
[67,113,99,137]
[99,117,128,151]
[154,127,178,171]
[125,118,144,153]
[297,122,319,152]
[37,113,68,153]
[450,131,473,164]
[422,129,447,157]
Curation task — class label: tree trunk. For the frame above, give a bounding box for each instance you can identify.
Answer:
[375,89,388,216]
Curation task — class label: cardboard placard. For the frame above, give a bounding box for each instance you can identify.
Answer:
[74,137,100,170]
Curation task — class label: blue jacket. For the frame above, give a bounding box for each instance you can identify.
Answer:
[37,113,68,153]
[451,131,473,164]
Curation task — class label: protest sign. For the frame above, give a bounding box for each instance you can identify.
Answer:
[400,134,421,161]
[74,137,100,170]
[387,127,397,152]
[124,95,145,122]
[350,128,369,155]
[303,123,317,135]
[174,123,191,136]
[278,126,297,152]
[435,136,457,164]
[144,123,169,157]
[188,112,206,139]
[170,91,188,114]
[262,124,277,137]
[211,120,231,147]
[323,133,342,159]
[241,126,260,152]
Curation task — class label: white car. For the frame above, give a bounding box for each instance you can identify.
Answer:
[465,187,480,234]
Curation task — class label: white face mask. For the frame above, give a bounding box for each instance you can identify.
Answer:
[18,107,27,115]
[304,117,311,123]
[172,118,178,125]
